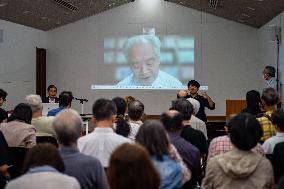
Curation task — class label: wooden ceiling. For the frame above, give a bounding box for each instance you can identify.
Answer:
[0,0,283,31]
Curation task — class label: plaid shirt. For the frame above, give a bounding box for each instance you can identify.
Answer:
[207,135,264,162]
[257,111,276,141]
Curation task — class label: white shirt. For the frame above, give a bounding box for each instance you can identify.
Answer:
[128,120,143,140]
[262,132,284,154]
[78,127,131,167]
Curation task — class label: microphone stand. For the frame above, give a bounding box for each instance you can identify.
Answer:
[74,98,90,134]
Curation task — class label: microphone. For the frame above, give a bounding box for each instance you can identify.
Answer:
[74,97,88,102]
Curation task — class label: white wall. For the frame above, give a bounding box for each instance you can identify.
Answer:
[46,0,261,115]
[258,12,284,103]
[0,20,46,110]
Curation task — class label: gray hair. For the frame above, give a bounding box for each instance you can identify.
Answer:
[123,35,161,60]
[186,98,200,115]
[25,94,42,112]
[52,109,82,146]
[128,100,144,121]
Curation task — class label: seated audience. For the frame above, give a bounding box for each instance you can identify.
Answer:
[5,144,80,189]
[112,97,130,137]
[257,88,279,142]
[160,110,201,189]
[0,131,9,180]
[25,94,56,137]
[53,109,108,189]
[241,90,261,116]
[207,115,264,161]
[202,113,274,189]
[127,100,144,140]
[136,120,183,189]
[42,85,59,103]
[0,89,8,123]
[48,91,73,116]
[0,103,36,148]
[186,98,208,139]
[262,109,284,154]
[272,141,284,183]
[108,143,160,189]
[78,98,131,167]
[171,98,208,156]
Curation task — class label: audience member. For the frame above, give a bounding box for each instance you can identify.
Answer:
[42,85,59,103]
[53,109,108,189]
[172,98,208,156]
[112,97,130,137]
[257,88,279,142]
[0,103,36,148]
[25,94,56,137]
[5,144,80,189]
[272,141,284,183]
[186,98,208,139]
[127,100,144,140]
[136,120,183,189]
[0,89,8,123]
[262,109,284,154]
[241,90,261,116]
[202,113,274,189]
[160,110,201,189]
[47,91,73,116]
[207,114,264,161]
[108,143,160,189]
[178,80,215,122]
[78,98,131,167]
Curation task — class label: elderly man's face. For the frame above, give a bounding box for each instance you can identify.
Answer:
[128,43,160,85]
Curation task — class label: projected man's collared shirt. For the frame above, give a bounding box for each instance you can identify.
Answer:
[117,70,182,88]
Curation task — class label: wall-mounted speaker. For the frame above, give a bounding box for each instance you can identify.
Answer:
[269,25,281,43]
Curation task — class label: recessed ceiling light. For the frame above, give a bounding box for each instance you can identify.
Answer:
[0,2,8,7]
[56,21,61,25]
[247,7,255,11]
[41,16,48,20]
[241,13,250,18]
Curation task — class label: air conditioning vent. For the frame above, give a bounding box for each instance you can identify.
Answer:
[53,0,78,11]
[209,0,219,9]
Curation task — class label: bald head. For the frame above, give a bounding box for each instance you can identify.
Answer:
[52,109,82,146]
[160,110,183,132]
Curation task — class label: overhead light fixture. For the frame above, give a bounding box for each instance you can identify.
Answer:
[209,0,219,9]
[247,7,255,11]
[41,16,48,20]
[241,13,250,18]
[130,0,135,2]
[0,2,8,7]
[23,10,31,14]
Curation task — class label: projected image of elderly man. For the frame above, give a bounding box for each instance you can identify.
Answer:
[117,35,183,87]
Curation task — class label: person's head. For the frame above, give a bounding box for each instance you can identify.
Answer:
[0,89,7,107]
[53,109,82,147]
[25,94,43,114]
[228,113,263,151]
[47,85,57,99]
[108,143,160,189]
[271,109,284,132]
[128,100,144,121]
[261,88,279,109]
[124,35,161,85]
[22,143,65,173]
[171,98,194,121]
[93,98,117,124]
[160,110,183,132]
[187,80,200,95]
[7,103,32,124]
[263,66,276,80]
[177,90,188,99]
[124,96,136,105]
[186,98,200,115]
[245,90,261,113]
[136,120,169,161]
[112,97,130,137]
[59,91,73,108]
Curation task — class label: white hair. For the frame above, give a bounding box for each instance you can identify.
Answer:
[25,94,42,112]
[186,98,200,115]
[53,109,82,146]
